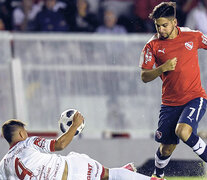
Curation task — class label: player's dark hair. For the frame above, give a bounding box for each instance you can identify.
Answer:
[149,2,176,20]
[1,119,26,143]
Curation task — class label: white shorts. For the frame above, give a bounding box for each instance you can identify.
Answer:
[65,152,104,180]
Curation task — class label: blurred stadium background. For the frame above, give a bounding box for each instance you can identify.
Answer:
[0,31,207,179]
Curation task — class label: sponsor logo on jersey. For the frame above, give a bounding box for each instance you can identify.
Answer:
[87,163,93,180]
[202,35,207,45]
[34,137,46,148]
[144,48,152,64]
[158,48,165,54]
[185,42,193,50]
[156,130,162,139]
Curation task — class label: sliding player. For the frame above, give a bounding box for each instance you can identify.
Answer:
[0,112,165,180]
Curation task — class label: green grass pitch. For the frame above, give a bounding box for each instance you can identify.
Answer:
[166,177,207,180]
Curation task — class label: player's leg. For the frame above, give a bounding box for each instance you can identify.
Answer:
[176,97,207,162]
[153,104,182,177]
[101,168,109,180]
[102,163,164,180]
[153,143,176,178]
[65,152,104,180]
[66,152,164,180]
[108,167,159,180]
[102,162,138,179]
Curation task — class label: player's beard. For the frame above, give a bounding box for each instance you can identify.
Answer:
[159,26,175,40]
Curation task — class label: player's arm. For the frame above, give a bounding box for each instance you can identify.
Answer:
[54,112,84,151]
[141,57,177,83]
[197,31,207,49]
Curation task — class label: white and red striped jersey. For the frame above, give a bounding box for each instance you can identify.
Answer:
[0,136,65,180]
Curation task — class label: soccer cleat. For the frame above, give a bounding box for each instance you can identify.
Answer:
[122,163,137,172]
[151,174,166,180]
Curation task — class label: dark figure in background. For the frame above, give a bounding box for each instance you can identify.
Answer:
[133,0,169,32]
[69,0,99,32]
[33,0,69,32]
[12,0,42,31]
[174,0,199,27]
[0,16,5,30]
[0,0,13,30]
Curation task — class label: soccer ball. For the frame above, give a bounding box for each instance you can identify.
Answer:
[58,109,85,136]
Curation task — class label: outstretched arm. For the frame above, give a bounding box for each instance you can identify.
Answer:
[54,112,84,151]
[141,57,177,83]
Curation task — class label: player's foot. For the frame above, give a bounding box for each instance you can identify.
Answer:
[151,174,166,180]
[122,163,137,172]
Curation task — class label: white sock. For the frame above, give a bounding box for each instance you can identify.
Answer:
[155,153,171,169]
[109,168,150,180]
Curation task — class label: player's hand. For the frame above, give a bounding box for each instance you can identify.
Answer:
[72,112,84,128]
[161,57,177,72]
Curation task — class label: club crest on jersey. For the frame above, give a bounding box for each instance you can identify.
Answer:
[202,35,207,45]
[156,130,162,139]
[185,42,193,50]
[144,48,152,64]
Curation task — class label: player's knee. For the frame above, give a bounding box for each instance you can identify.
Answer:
[175,124,192,142]
[101,168,109,180]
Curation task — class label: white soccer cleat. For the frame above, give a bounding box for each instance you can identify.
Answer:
[122,162,137,172]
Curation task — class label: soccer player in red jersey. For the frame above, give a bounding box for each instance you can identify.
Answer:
[140,2,207,179]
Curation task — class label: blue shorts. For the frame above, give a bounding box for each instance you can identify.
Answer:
[155,97,207,145]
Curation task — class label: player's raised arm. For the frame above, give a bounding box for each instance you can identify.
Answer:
[141,57,177,83]
[54,112,84,151]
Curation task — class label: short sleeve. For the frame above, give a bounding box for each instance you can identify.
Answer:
[196,31,207,49]
[139,43,156,69]
[29,137,56,153]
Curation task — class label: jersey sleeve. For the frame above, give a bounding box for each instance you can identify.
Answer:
[139,43,156,69]
[196,31,207,49]
[29,136,56,153]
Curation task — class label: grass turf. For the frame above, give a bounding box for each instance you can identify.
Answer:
[166,177,207,180]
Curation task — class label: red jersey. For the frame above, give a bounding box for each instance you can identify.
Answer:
[140,27,207,106]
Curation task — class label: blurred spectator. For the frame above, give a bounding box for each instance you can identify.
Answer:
[185,0,207,34]
[96,9,127,34]
[69,0,98,32]
[33,0,69,32]
[100,0,134,32]
[101,0,133,18]
[0,0,14,30]
[84,0,101,14]
[174,0,199,26]
[0,17,5,30]
[12,0,43,31]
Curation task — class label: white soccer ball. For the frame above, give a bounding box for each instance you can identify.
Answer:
[58,109,85,136]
